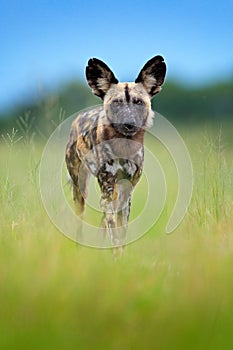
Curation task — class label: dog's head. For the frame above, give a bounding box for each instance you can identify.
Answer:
[86,56,166,136]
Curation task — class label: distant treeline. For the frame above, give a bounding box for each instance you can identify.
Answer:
[154,80,233,124]
[0,79,232,138]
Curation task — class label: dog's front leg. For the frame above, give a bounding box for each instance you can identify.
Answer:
[98,175,123,258]
[116,180,133,246]
[99,189,117,246]
[117,196,131,239]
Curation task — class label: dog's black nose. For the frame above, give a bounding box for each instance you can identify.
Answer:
[125,123,135,131]
[112,122,139,136]
[122,123,139,135]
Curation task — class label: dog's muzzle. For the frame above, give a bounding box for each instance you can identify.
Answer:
[112,122,139,136]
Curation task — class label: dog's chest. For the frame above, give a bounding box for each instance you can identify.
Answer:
[104,158,138,180]
[82,141,143,182]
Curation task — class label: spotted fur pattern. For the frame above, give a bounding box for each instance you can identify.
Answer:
[66,56,166,256]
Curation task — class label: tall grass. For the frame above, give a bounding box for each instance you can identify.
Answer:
[0,123,232,350]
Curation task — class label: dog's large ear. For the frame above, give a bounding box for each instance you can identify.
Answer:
[86,58,119,99]
[135,55,166,97]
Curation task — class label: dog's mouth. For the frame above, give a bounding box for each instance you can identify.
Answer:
[112,123,139,136]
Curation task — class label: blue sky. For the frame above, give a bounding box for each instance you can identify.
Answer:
[0,0,232,110]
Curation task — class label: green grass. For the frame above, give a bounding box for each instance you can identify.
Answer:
[0,124,233,350]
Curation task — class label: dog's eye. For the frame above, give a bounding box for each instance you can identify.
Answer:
[112,99,123,104]
[133,98,144,105]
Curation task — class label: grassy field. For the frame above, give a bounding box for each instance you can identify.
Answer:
[0,122,233,350]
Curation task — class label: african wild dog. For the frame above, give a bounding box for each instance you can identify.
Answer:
[66,55,166,254]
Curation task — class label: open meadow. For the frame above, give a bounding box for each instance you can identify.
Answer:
[0,122,233,349]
